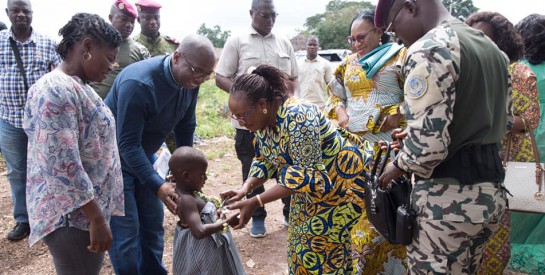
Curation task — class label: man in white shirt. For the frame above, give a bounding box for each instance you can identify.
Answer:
[296,36,333,110]
[215,0,298,238]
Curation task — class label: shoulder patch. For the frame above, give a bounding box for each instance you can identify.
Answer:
[406,75,428,99]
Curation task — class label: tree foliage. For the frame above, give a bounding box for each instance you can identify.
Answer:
[303,0,375,50]
[442,0,478,20]
[197,23,231,48]
[300,0,478,49]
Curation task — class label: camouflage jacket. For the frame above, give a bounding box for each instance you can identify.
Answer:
[396,20,514,178]
[90,39,150,99]
[133,32,179,57]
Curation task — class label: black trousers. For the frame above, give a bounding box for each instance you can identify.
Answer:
[235,128,290,220]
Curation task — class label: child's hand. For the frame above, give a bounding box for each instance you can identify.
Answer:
[224,212,240,227]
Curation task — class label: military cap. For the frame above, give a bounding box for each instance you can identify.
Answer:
[135,0,162,13]
[375,0,396,29]
[113,0,138,18]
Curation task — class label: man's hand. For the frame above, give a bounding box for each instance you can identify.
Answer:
[378,163,406,189]
[157,182,178,214]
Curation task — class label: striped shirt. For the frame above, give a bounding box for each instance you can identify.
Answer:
[0,29,60,128]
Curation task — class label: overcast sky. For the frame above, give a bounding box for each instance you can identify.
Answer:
[0,0,540,42]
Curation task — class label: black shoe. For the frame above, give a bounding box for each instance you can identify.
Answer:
[7,222,30,241]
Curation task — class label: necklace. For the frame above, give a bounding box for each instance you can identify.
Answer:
[193,191,228,233]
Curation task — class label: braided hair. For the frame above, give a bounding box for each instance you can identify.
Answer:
[516,14,545,65]
[56,13,122,60]
[231,64,288,104]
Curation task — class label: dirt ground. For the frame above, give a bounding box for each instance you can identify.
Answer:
[0,136,288,275]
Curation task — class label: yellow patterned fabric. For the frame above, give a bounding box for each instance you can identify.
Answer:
[326,51,406,143]
[351,210,407,274]
[249,97,373,274]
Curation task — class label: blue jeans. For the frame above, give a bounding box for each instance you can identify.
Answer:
[0,119,28,223]
[109,168,166,275]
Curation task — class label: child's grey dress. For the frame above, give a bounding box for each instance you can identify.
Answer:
[173,201,246,275]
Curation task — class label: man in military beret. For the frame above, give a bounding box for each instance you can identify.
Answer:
[90,0,150,99]
[132,0,178,56]
[376,0,513,273]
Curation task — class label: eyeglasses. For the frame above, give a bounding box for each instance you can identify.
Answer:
[384,2,408,36]
[180,52,213,78]
[230,105,255,124]
[346,28,376,45]
[255,11,278,19]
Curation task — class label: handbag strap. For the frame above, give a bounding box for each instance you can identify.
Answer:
[504,127,543,197]
[9,37,29,91]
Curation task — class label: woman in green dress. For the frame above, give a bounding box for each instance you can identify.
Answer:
[221,64,373,274]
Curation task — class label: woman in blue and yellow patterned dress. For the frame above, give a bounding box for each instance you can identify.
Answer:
[327,9,408,274]
[221,64,373,274]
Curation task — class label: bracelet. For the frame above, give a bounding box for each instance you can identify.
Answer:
[256,194,264,207]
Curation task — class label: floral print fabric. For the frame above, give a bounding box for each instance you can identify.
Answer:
[23,70,124,246]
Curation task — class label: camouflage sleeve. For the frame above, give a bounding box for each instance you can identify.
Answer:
[396,45,458,178]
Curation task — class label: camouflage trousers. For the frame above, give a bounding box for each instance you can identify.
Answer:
[407,178,507,274]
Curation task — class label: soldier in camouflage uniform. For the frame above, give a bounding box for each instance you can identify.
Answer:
[133,0,178,56]
[91,0,150,99]
[374,0,514,273]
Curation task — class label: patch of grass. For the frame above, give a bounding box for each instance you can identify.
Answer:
[195,80,235,139]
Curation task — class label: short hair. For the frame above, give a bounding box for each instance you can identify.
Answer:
[169,146,207,180]
[56,13,122,60]
[306,35,319,44]
[465,11,523,63]
[516,14,545,65]
[350,9,390,45]
[231,64,288,104]
[251,0,272,10]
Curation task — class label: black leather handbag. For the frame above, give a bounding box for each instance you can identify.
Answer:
[364,142,415,245]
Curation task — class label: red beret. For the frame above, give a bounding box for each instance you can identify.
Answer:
[375,0,396,29]
[113,0,137,18]
[135,0,162,14]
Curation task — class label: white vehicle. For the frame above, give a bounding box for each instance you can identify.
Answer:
[295,49,352,71]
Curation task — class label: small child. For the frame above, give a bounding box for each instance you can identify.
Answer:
[169,146,245,275]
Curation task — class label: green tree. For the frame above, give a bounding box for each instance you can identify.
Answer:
[197,23,231,48]
[442,0,478,20]
[303,0,375,50]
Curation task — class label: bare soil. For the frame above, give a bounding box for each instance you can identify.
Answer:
[0,136,288,275]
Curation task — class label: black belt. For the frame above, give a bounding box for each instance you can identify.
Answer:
[415,143,505,185]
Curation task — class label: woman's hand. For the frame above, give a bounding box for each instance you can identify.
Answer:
[224,212,240,227]
[379,113,404,132]
[226,197,259,229]
[220,188,246,206]
[87,218,112,253]
[336,107,349,129]
[80,200,112,253]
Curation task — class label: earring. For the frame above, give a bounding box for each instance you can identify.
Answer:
[263,109,268,114]
[83,52,92,61]
[379,40,383,46]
